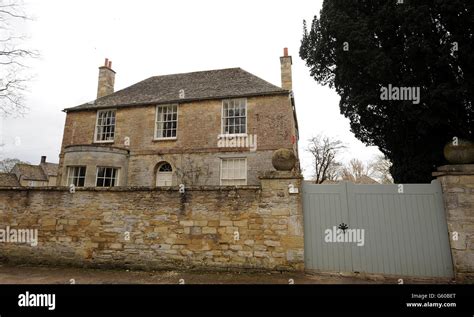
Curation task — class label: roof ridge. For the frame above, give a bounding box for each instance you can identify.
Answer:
[150,67,242,78]
[92,68,243,103]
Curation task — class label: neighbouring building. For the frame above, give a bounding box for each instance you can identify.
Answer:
[0,156,59,187]
[57,49,299,187]
[0,173,20,187]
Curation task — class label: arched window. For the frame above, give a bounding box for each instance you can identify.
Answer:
[156,162,173,186]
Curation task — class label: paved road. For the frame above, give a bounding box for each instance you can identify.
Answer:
[0,264,451,284]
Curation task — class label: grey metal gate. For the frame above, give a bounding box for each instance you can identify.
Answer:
[303,180,454,278]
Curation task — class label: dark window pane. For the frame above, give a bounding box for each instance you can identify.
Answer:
[159,163,172,172]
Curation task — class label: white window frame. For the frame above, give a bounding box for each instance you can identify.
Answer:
[154,104,178,140]
[220,157,247,186]
[221,98,247,136]
[94,109,116,143]
[66,166,86,187]
[95,166,120,187]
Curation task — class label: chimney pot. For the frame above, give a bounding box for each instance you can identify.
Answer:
[284,47,288,57]
[41,156,46,163]
[97,58,116,98]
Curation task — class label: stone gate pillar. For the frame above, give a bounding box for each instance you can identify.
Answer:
[259,171,304,271]
[433,164,474,282]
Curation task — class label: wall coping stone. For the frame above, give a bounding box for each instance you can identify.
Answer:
[432,164,474,177]
[64,144,130,155]
[0,185,262,192]
[258,171,303,179]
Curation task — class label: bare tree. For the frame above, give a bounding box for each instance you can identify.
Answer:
[0,0,36,116]
[326,161,342,181]
[0,157,27,172]
[340,158,376,183]
[307,134,345,184]
[370,155,394,184]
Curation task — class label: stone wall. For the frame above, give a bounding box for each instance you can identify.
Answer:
[434,164,474,282]
[0,172,304,271]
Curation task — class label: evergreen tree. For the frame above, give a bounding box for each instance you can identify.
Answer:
[300,0,473,183]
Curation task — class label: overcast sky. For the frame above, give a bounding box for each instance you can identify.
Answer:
[0,0,381,179]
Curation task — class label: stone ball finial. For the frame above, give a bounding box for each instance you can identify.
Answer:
[444,138,474,164]
[272,148,296,171]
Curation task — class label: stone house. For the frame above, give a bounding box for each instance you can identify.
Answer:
[57,49,299,187]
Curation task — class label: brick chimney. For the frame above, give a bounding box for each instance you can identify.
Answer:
[97,58,116,99]
[280,48,292,91]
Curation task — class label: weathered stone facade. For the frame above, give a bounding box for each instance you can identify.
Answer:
[57,94,298,186]
[0,172,304,271]
[125,151,275,187]
[60,145,130,186]
[434,164,474,282]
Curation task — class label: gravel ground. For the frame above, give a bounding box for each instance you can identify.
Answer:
[0,263,453,284]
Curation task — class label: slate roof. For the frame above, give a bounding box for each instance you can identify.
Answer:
[65,68,288,112]
[0,173,20,187]
[356,175,380,184]
[13,164,48,181]
[40,162,59,177]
